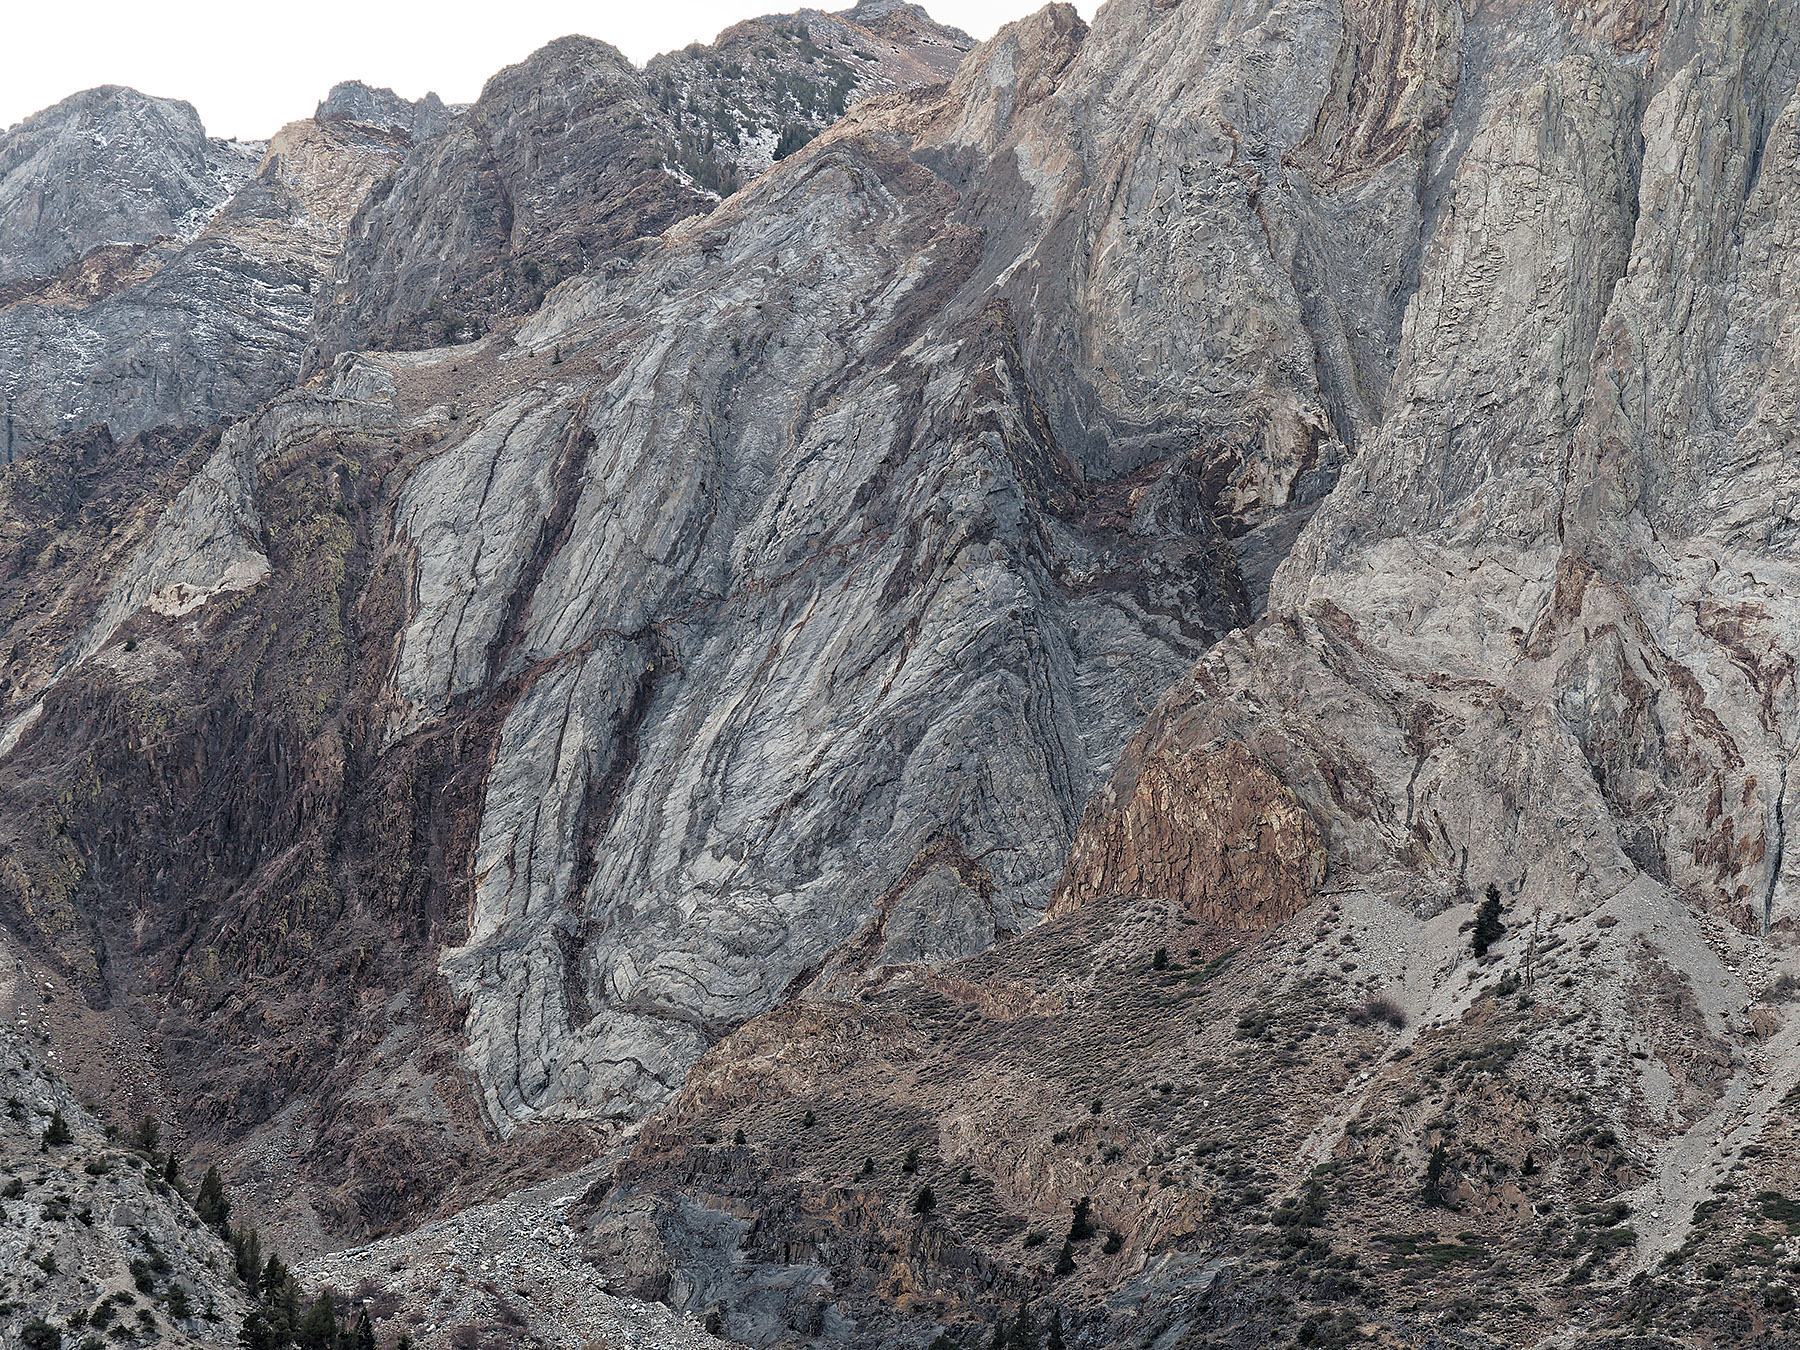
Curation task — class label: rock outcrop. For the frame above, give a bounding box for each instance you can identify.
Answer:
[0,1019,248,1347]
[308,5,973,363]
[0,82,435,462]
[6,0,1800,1343]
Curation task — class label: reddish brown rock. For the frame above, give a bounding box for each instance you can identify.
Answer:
[1053,740,1325,929]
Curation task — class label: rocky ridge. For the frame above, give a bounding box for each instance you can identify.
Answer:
[0,1018,248,1348]
[2,0,1800,1345]
[0,81,438,463]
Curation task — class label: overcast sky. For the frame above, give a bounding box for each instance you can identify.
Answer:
[2,0,1098,142]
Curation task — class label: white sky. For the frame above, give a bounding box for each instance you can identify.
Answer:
[2,0,1098,142]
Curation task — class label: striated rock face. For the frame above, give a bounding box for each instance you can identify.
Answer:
[1053,740,1325,929]
[10,0,1800,1341]
[0,86,251,291]
[646,0,975,187]
[309,6,973,363]
[0,83,434,462]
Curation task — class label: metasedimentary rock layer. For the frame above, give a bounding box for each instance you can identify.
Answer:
[0,84,433,462]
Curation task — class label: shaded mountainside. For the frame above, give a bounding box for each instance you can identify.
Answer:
[307,2,974,362]
[2,0,1800,1346]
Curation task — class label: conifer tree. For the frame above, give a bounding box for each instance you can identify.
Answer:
[1054,1240,1076,1277]
[353,1307,376,1350]
[261,1252,289,1305]
[296,1293,337,1350]
[1007,1300,1036,1350]
[133,1114,161,1155]
[1471,883,1505,956]
[42,1109,72,1147]
[232,1227,262,1286]
[197,1166,232,1230]
[1067,1197,1094,1242]
[1045,1309,1066,1350]
[912,1185,937,1216]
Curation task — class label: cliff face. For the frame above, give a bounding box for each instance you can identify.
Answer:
[0,83,433,463]
[5,0,1800,1345]
[307,5,975,362]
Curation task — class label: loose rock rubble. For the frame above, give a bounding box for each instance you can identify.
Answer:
[299,1167,738,1350]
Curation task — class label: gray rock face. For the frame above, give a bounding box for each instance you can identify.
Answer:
[1077,0,1800,945]
[0,1016,248,1346]
[12,7,1800,1314]
[0,84,435,462]
[412,0,1460,1132]
[308,6,974,364]
[645,1,974,188]
[0,86,252,290]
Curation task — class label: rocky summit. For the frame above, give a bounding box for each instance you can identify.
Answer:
[2,0,1799,1345]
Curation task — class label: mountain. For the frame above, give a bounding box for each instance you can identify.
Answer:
[3,0,1800,1346]
[0,1018,248,1347]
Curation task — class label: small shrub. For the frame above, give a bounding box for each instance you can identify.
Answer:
[1101,1230,1123,1254]
[1068,1196,1095,1241]
[1347,995,1407,1030]
[1152,948,1168,971]
[902,1146,920,1174]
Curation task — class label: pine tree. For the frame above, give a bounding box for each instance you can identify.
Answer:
[353,1307,376,1350]
[928,1337,959,1350]
[1424,1143,1452,1206]
[164,1151,181,1186]
[296,1293,336,1350]
[1053,1240,1076,1277]
[1067,1196,1095,1242]
[912,1185,937,1216]
[1007,1300,1036,1350]
[1045,1309,1066,1350]
[232,1227,262,1286]
[1471,883,1505,956]
[197,1166,231,1230]
[238,1307,284,1350]
[167,1283,193,1319]
[42,1109,72,1147]
[860,1157,875,1176]
[260,1253,289,1304]
[133,1114,161,1155]
[986,1318,1006,1350]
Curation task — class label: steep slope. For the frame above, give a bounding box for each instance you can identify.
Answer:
[647,0,975,188]
[0,0,1488,1250]
[0,86,251,292]
[309,2,973,362]
[0,1019,249,1348]
[0,83,438,462]
[5,0,1800,1344]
